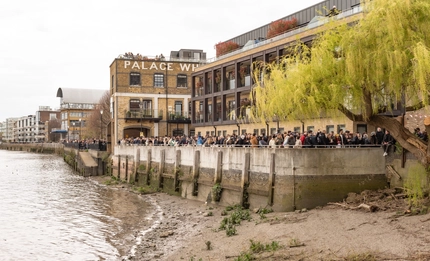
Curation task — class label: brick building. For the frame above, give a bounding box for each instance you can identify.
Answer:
[109,49,206,144]
[56,88,106,140]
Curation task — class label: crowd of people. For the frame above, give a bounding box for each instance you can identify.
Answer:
[116,126,429,157]
[63,138,107,151]
[60,126,429,156]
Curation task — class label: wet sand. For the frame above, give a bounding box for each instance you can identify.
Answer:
[91,176,430,261]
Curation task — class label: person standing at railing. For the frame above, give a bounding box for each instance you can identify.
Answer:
[337,129,346,147]
[269,134,277,148]
[275,133,284,148]
[328,5,340,17]
[375,127,384,145]
[250,133,259,148]
[306,130,318,148]
[284,133,296,148]
[316,130,328,148]
[352,132,364,146]
[368,132,378,145]
[258,135,268,147]
[300,132,307,147]
[196,135,203,146]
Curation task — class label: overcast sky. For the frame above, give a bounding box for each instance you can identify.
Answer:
[0,0,323,122]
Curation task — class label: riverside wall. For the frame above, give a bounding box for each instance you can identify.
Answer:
[112,145,387,211]
[0,143,390,211]
[0,144,107,177]
[0,143,64,154]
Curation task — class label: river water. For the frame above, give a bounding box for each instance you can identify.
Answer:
[0,150,154,261]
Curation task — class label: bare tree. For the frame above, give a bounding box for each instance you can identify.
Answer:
[85,91,111,140]
[47,118,61,142]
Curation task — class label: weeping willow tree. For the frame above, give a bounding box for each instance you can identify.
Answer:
[252,0,430,167]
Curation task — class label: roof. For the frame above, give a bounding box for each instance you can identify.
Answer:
[56,88,106,104]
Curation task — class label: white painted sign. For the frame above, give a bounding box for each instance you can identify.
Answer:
[124,61,199,72]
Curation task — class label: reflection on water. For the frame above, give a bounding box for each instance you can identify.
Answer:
[0,150,152,260]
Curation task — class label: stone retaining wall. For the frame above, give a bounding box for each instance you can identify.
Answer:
[112,145,387,211]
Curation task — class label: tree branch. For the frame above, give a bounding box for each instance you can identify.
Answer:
[337,104,364,122]
[405,100,427,112]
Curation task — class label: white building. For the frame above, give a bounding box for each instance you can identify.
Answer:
[4,118,18,143]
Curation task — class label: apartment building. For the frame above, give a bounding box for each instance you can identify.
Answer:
[56,88,106,140]
[109,49,206,144]
[11,107,60,143]
[0,121,5,143]
[190,0,370,137]
[3,118,18,143]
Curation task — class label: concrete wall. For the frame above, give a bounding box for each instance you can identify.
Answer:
[112,145,387,211]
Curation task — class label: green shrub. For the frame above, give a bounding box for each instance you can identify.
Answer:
[405,163,429,207]
[219,206,251,236]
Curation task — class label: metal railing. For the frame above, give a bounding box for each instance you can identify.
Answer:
[124,109,163,120]
[168,111,191,121]
[116,54,206,63]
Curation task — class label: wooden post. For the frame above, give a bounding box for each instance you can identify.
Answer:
[240,152,251,207]
[192,150,200,196]
[158,150,165,189]
[117,155,121,179]
[125,156,129,182]
[267,153,276,206]
[214,151,223,184]
[134,147,140,183]
[146,150,152,185]
[174,149,181,192]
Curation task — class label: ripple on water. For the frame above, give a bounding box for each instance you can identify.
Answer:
[0,150,154,260]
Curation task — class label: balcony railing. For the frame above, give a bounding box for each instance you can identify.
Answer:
[125,109,163,120]
[167,111,192,123]
[204,6,363,64]
[116,53,206,63]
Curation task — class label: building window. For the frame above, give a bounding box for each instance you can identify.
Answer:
[129,99,140,111]
[326,125,334,134]
[242,129,247,134]
[141,100,152,112]
[357,124,367,134]
[253,129,259,135]
[307,126,314,132]
[173,129,184,136]
[260,128,266,135]
[207,104,212,122]
[49,113,57,120]
[175,101,182,115]
[227,100,236,120]
[154,73,164,87]
[130,72,140,86]
[337,124,346,133]
[177,74,187,87]
[223,130,227,137]
[294,127,301,133]
[270,128,276,134]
